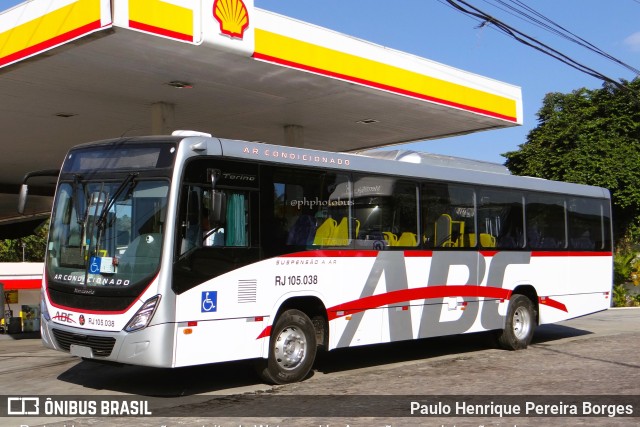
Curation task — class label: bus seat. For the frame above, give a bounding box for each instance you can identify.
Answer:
[397,232,417,247]
[571,236,594,250]
[353,218,361,240]
[451,220,465,247]
[480,233,497,248]
[383,231,397,246]
[287,215,316,245]
[313,218,337,245]
[329,217,350,246]
[469,233,496,248]
[435,214,452,247]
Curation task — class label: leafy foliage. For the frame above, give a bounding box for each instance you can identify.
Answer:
[612,284,640,308]
[612,249,640,307]
[503,78,640,243]
[613,250,640,286]
[0,221,49,262]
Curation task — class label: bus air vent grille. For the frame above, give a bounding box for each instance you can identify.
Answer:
[52,329,116,357]
[238,279,257,303]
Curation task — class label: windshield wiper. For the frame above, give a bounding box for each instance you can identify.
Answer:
[72,174,84,225]
[84,173,138,282]
[96,173,138,231]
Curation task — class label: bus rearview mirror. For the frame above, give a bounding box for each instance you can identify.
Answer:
[16,168,60,215]
[17,184,28,215]
[209,190,227,226]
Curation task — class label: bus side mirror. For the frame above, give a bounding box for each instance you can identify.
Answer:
[17,184,28,215]
[207,168,226,226]
[209,190,227,226]
[17,169,60,215]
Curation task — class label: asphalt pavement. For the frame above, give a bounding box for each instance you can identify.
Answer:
[0,308,638,427]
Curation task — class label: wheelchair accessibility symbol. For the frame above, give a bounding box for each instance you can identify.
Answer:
[201,291,217,313]
[89,256,101,274]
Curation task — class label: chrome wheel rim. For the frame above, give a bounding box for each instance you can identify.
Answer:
[512,306,532,340]
[274,326,307,370]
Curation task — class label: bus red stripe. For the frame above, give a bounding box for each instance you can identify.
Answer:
[254,286,574,339]
[45,274,158,315]
[256,325,271,339]
[280,250,379,258]
[326,285,513,321]
[531,251,612,257]
[539,296,568,312]
[279,250,612,259]
[403,250,434,257]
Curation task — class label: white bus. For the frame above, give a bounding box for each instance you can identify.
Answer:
[22,132,612,384]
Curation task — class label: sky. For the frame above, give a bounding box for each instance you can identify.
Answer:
[254,0,640,164]
[1,0,639,164]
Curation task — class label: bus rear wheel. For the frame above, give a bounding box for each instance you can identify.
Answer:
[496,294,536,350]
[256,309,317,384]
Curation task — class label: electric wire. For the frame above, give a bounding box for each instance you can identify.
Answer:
[503,0,640,75]
[444,0,635,91]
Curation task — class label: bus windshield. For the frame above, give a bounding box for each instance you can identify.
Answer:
[47,178,169,288]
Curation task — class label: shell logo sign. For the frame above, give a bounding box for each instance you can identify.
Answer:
[213,0,250,39]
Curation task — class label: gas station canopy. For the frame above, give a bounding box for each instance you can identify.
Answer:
[0,0,522,232]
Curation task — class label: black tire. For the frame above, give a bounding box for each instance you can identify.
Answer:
[256,309,317,384]
[496,294,536,350]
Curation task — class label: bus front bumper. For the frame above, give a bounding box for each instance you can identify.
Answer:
[41,318,176,368]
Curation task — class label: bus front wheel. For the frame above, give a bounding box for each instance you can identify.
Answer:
[256,309,317,384]
[496,294,536,350]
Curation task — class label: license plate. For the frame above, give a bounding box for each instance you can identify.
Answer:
[70,344,94,358]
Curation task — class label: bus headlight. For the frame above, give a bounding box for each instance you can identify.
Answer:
[41,293,51,322]
[124,295,161,332]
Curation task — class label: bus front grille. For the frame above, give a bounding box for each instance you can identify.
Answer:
[52,329,116,357]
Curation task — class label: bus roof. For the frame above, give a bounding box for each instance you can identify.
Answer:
[356,149,511,175]
[63,134,609,200]
[216,137,610,199]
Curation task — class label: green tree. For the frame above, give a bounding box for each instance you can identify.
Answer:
[503,78,640,244]
[0,220,49,262]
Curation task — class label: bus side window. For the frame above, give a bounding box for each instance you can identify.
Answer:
[200,190,248,247]
[525,194,567,250]
[567,197,602,250]
[478,189,524,249]
[352,177,417,249]
[422,183,475,248]
[392,181,418,247]
[271,169,350,252]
